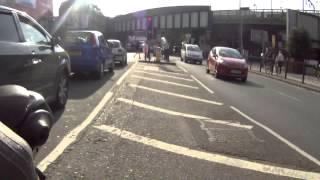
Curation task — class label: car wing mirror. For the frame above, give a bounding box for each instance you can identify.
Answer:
[51,36,61,46]
[0,85,53,149]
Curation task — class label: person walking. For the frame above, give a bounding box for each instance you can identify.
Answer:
[275,49,285,74]
[144,42,149,62]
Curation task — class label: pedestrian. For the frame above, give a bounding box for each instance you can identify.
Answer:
[134,41,141,59]
[275,49,284,74]
[143,42,149,62]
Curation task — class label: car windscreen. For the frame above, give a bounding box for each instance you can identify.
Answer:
[187,46,200,51]
[108,41,120,48]
[219,48,242,59]
[63,32,92,44]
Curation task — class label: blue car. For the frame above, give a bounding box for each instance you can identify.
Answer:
[62,31,114,79]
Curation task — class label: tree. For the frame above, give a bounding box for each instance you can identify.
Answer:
[288,28,312,61]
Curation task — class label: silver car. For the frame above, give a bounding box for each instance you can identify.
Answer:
[107,39,127,66]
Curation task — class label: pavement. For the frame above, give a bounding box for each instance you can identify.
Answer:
[37,55,320,179]
[249,62,320,92]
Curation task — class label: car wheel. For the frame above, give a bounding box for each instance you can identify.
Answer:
[109,61,114,73]
[95,62,104,80]
[241,76,247,82]
[180,57,183,61]
[215,70,221,79]
[206,65,210,74]
[54,72,69,109]
[199,61,203,65]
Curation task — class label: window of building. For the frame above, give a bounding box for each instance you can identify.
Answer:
[160,15,165,29]
[200,11,208,27]
[166,15,173,29]
[174,14,181,28]
[191,12,198,28]
[142,17,147,30]
[153,16,158,28]
[182,13,189,28]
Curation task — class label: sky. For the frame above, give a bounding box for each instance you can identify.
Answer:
[53,0,320,17]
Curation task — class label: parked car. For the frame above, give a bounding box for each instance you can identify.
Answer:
[0,6,71,108]
[181,44,203,64]
[107,39,127,66]
[62,31,114,79]
[207,47,248,82]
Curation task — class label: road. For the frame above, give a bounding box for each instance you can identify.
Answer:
[34,53,137,163]
[38,54,320,179]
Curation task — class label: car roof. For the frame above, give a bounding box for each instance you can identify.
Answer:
[214,46,238,51]
[107,39,121,42]
[185,44,199,47]
[67,30,103,36]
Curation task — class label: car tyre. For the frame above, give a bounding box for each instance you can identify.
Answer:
[215,71,221,79]
[109,61,114,73]
[199,61,203,65]
[54,72,69,109]
[95,62,104,80]
[241,76,247,82]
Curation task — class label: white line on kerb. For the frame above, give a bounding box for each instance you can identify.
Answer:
[94,125,320,180]
[178,65,188,73]
[129,84,223,106]
[230,106,320,167]
[134,70,194,81]
[117,61,138,85]
[37,92,113,171]
[37,59,139,171]
[191,75,214,94]
[131,75,199,89]
[117,98,252,129]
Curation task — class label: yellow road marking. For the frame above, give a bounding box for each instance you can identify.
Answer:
[94,125,320,180]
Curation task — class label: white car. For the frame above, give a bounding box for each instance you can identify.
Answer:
[181,44,203,65]
[107,39,127,66]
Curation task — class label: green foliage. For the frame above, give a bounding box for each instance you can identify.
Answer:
[288,28,312,61]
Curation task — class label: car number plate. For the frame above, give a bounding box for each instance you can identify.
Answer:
[68,51,81,56]
[231,70,241,74]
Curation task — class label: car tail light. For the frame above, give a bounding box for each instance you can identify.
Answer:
[90,34,97,47]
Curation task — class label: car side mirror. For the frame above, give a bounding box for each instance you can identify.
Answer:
[0,85,53,149]
[51,36,61,46]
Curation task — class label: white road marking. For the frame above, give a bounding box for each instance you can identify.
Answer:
[117,98,252,129]
[230,106,320,167]
[37,92,114,171]
[134,70,194,81]
[94,125,320,180]
[129,84,223,106]
[117,61,138,85]
[178,65,188,73]
[131,75,199,89]
[191,75,215,94]
[135,67,188,76]
[270,89,301,102]
[142,66,160,71]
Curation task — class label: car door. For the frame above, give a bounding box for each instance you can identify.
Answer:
[17,14,56,97]
[0,12,36,90]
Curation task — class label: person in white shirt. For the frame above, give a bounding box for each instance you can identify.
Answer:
[275,49,285,74]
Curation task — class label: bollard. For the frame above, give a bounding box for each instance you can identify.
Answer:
[285,59,288,79]
[302,60,305,84]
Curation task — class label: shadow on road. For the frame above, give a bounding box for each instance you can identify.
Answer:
[223,78,265,88]
[138,60,176,66]
[68,71,115,99]
[51,108,65,124]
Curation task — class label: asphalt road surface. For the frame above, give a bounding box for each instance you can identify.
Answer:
[34,53,136,163]
[39,55,320,179]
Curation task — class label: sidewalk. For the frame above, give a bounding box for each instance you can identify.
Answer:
[249,62,320,93]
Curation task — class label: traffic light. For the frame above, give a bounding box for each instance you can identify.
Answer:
[146,16,153,40]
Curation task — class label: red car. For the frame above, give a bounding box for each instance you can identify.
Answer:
[207,47,248,82]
